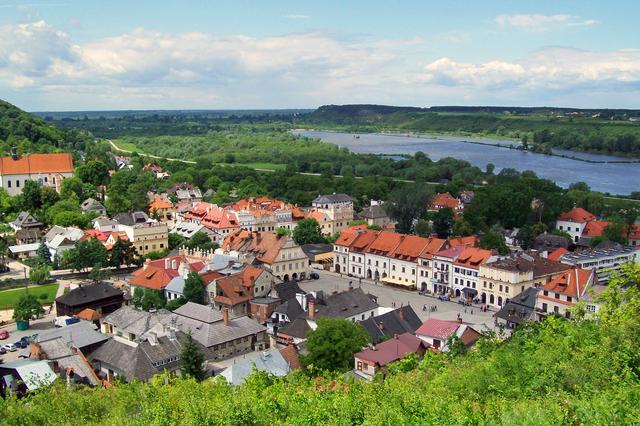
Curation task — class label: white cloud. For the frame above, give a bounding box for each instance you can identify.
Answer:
[420,48,640,92]
[284,14,310,20]
[495,14,598,30]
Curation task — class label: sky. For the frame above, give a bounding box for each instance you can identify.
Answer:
[0,0,639,111]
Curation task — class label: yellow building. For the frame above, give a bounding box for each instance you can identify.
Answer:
[123,222,169,255]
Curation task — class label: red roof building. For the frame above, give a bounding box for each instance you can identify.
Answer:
[354,333,429,380]
[535,267,599,319]
[128,255,205,291]
[558,208,596,223]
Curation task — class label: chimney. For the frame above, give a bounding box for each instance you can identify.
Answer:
[148,332,158,346]
[165,258,171,269]
[171,259,177,269]
[223,307,229,326]
[308,299,316,320]
[399,307,405,321]
[143,258,151,271]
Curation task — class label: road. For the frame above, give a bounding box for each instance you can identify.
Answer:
[300,270,498,332]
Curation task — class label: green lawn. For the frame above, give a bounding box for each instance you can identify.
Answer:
[0,283,59,309]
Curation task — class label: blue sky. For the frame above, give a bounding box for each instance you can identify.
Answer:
[0,0,639,110]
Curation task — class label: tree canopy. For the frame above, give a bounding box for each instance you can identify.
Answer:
[292,218,324,245]
[301,318,370,372]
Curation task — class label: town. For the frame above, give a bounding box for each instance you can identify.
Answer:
[0,148,638,395]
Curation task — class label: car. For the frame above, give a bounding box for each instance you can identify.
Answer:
[14,340,27,349]
[0,347,6,355]
[3,344,17,352]
[0,330,9,340]
[437,294,450,301]
[309,272,320,280]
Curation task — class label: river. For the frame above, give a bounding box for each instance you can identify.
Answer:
[293,130,640,195]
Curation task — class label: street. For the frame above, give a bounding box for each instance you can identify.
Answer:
[299,270,498,332]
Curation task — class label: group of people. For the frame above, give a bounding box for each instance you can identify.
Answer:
[422,304,438,312]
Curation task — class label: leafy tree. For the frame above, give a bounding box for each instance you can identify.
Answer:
[275,227,291,237]
[62,239,109,272]
[516,225,534,250]
[432,208,454,239]
[384,184,432,233]
[414,219,432,237]
[12,293,44,322]
[480,230,509,255]
[183,271,206,305]
[185,231,217,252]
[29,264,51,285]
[292,218,324,245]
[166,297,187,311]
[109,238,138,268]
[301,318,370,372]
[180,333,206,381]
[53,211,92,228]
[602,221,628,245]
[21,180,43,212]
[60,177,85,200]
[452,219,473,237]
[75,160,109,186]
[132,287,165,311]
[169,233,186,250]
[88,264,110,283]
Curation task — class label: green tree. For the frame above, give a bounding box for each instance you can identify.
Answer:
[602,221,628,245]
[432,208,454,239]
[166,297,187,311]
[88,264,109,283]
[185,231,217,252]
[275,227,291,237]
[301,318,370,372]
[60,177,85,200]
[183,271,206,305]
[480,230,509,255]
[36,241,51,265]
[109,238,138,268]
[21,180,43,212]
[180,333,206,381]
[384,184,432,234]
[292,218,324,245]
[29,264,51,284]
[169,233,186,250]
[452,219,473,237]
[75,160,109,186]
[62,239,109,272]
[414,219,432,237]
[12,293,44,322]
[132,287,165,311]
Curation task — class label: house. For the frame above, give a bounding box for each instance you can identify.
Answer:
[44,225,84,259]
[171,221,215,240]
[360,306,422,344]
[555,207,597,243]
[0,151,73,196]
[148,197,174,222]
[559,242,640,283]
[535,267,602,319]
[532,233,570,255]
[429,192,464,216]
[221,230,309,281]
[479,252,570,308]
[81,198,106,216]
[276,317,312,345]
[354,333,428,381]
[0,360,57,398]
[9,211,43,232]
[168,302,268,359]
[301,243,333,269]
[100,305,172,342]
[210,266,275,316]
[118,221,169,256]
[451,247,496,301]
[429,244,467,295]
[306,287,379,325]
[311,193,354,235]
[55,282,124,317]
[168,183,203,202]
[93,216,118,233]
[228,197,301,232]
[494,287,539,329]
[218,349,290,385]
[415,319,482,352]
[357,201,395,228]
[129,255,206,294]
[279,343,302,370]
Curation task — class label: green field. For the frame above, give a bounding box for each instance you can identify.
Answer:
[0,283,59,309]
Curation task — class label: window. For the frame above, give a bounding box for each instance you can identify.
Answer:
[566,296,572,303]
[587,305,596,312]
[499,285,503,292]
[554,293,560,299]
[553,306,559,313]
[16,180,20,188]
[543,290,548,296]
[542,303,548,312]
[505,286,509,293]
[7,180,10,188]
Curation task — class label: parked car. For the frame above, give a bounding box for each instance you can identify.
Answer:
[0,346,6,355]
[309,272,320,280]
[3,343,17,352]
[14,340,27,349]
[0,330,9,340]
[437,294,450,301]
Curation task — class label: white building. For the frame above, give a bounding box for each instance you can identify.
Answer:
[0,152,74,196]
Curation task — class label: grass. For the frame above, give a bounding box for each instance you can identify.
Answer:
[0,283,59,309]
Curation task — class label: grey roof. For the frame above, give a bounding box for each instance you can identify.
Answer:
[273,299,304,321]
[358,204,388,220]
[169,312,266,348]
[201,254,237,272]
[301,244,333,259]
[0,359,57,390]
[273,280,305,301]
[93,216,117,227]
[494,287,539,325]
[81,198,105,212]
[171,221,205,238]
[532,233,570,251]
[55,282,123,307]
[313,193,352,204]
[278,317,311,339]
[44,225,67,242]
[101,306,172,337]
[360,306,422,344]
[11,211,42,228]
[173,302,223,324]
[219,349,289,385]
[311,288,379,319]
[114,211,150,226]
[164,276,186,295]
[37,321,109,349]
[38,336,75,359]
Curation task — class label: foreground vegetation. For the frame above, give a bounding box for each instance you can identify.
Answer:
[1,268,639,425]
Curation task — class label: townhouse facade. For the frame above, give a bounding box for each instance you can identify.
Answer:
[0,152,74,196]
[311,193,354,235]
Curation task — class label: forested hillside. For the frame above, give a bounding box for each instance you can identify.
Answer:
[0,100,92,157]
[303,105,640,156]
[2,271,639,425]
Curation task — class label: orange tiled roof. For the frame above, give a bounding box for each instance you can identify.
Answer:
[0,153,73,175]
[365,231,403,256]
[75,308,102,321]
[222,230,287,265]
[306,211,328,222]
[128,255,205,290]
[213,266,264,306]
[335,230,359,247]
[448,236,479,248]
[558,207,596,223]
[541,267,594,299]
[583,220,609,238]
[453,247,494,269]
[389,235,434,261]
[417,237,447,259]
[83,229,109,242]
[431,193,459,210]
[279,344,302,370]
[149,198,173,211]
[547,247,569,262]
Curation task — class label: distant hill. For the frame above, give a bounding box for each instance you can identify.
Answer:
[0,99,90,156]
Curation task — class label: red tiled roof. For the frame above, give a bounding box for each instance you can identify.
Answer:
[279,344,302,370]
[149,198,173,211]
[75,308,102,321]
[335,230,359,247]
[431,193,459,210]
[365,231,403,256]
[547,247,569,262]
[542,267,594,299]
[83,229,109,242]
[558,207,596,223]
[448,236,479,248]
[454,247,494,269]
[222,230,287,265]
[583,220,609,238]
[355,333,428,366]
[388,235,432,260]
[0,153,73,175]
[128,255,205,290]
[417,237,447,259]
[306,211,328,222]
[415,319,460,340]
[213,266,264,305]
